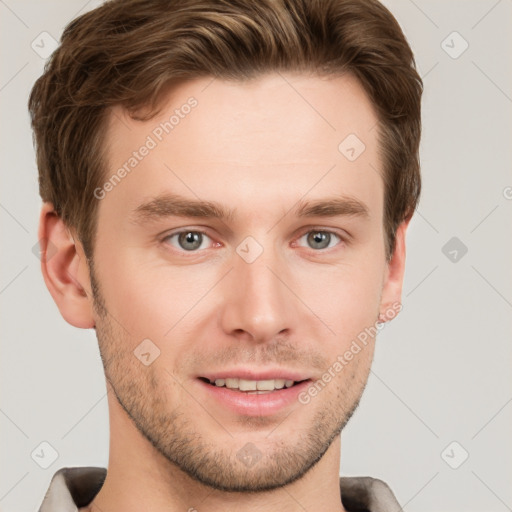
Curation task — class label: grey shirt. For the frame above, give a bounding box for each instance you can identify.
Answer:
[38,467,402,512]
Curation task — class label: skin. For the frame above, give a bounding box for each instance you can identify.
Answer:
[39,72,409,512]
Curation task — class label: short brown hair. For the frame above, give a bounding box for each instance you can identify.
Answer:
[29,0,422,261]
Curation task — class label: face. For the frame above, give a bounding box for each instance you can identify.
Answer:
[85,72,400,492]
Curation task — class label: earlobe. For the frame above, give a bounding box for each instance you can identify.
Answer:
[378,218,411,323]
[38,202,95,329]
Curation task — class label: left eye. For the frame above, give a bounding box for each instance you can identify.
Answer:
[163,231,212,251]
[297,230,341,250]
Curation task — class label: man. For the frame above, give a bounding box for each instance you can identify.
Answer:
[30,0,422,510]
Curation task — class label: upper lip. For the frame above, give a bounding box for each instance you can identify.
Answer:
[199,368,311,382]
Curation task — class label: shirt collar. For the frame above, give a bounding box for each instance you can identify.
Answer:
[39,467,402,512]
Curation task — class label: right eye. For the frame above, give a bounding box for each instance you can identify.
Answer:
[162,230,215,252]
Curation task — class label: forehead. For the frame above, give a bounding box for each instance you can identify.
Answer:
[101,72,382,226]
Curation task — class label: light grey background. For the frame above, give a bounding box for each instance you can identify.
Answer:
[1,1,511,511]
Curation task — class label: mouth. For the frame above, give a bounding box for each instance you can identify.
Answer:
[195,373,312,417]
[198,376,310,394]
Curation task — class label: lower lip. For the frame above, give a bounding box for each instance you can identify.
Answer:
[196,379,311,417]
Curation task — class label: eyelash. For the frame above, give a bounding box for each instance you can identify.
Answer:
[161,227,346,255]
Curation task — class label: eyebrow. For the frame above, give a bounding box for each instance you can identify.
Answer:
[130,192,370,224]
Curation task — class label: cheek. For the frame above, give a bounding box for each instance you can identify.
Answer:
[297,258,385,338]
[94,248,220,339]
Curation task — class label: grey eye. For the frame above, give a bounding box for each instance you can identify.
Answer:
[165,231,210,251]
[300,231,341,250]
[178,231,203,251]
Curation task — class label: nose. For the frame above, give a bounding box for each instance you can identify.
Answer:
[218,242,296,344]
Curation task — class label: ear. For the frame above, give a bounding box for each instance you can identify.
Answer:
[38,202,95,328]
[378,218,411,322]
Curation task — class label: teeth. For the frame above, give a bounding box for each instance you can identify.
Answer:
[239,379,257,391]
[211,378,297,391]
[257,379,279,391]
[273,379,285,389]
[225,378,239,389]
